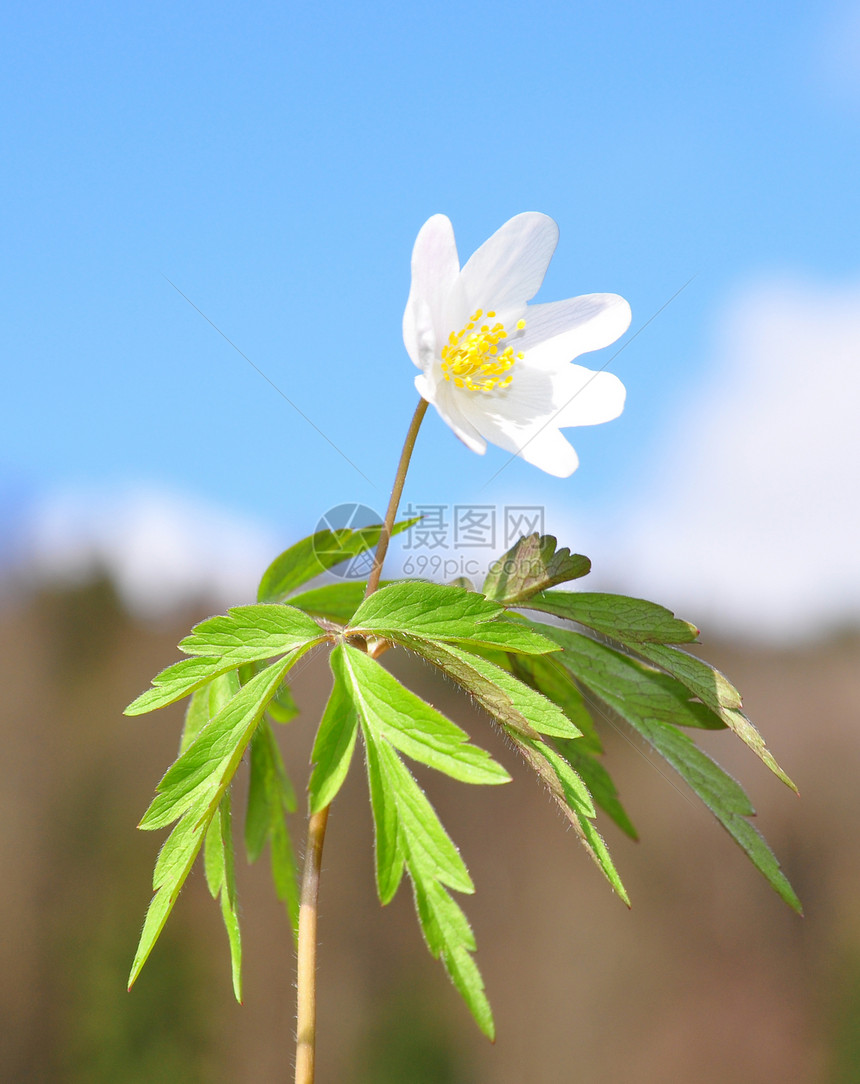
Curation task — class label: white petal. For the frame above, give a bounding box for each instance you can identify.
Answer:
[463,400,580,477]
[403,215,460,370]
[521,294,632,368]
[515,427,580,477]
[415,373,487,454]
[458,213,558,314]
[550,366,627,427]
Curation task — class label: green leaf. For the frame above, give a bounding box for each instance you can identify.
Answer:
[266,679,299,724]
[178,604,325,663]
[511,654,602,751]
[389,634,539,739]
[289,581,373,624]
[183,671,241,754]
[400,636,580,740]
[128,652,300,989]
[203,792,243,1001]
[141,654,301,831]
[544,627,801,912]
[482,534,591,604]
[125,655,240,715]
[552,738,638,840]
[631,711,801,912]
[534,625,725,733]
[308,647,360,813]
[244,720,299,933]
[505,653,638,838]
[372,735,474,894]
[526,592,795,789]
[129,789,210,988]
[363,723,406,903]
[525,590,699,644]
[220,876,243,1002]
[257,519,418,603]
[350,580,502,635]
[413,879,495,1040]
[632,642,796,791]
[125,606,324,717]
[349,581,558,655]
[339,644,510,786]
[360,722,493,1036]
[507,731,629,904]
[244,721,296,861]
[204,804,226,898]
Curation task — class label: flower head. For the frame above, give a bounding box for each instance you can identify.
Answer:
[403,213,631,477]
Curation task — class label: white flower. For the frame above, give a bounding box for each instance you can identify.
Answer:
[403,213,631,477]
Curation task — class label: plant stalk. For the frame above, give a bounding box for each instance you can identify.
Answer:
[294,806,329,1084]
[364,397,429,598]
[293,396,429,1082]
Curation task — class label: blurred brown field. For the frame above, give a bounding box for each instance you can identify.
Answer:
[2,576,859,1082]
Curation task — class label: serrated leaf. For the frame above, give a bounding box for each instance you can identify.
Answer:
[267,679,299,724]
[339,644,510,786]
[404,636,580,740]
[552,738,638,840]
[534,624,726,733]
[308,647,360,813]
[125,655,239,715]
[527,593,794,789]
[184,671,241,757]
[220,875,243,1003]
[242,717,299,931]
[373,736,474,893]
[129,789,210,988]
[390,634,539,739]
[257,518,418,603]
[141,653,305,831]
[361,723,493,1036]
[483,533,591,604]
[245,725,275,863]
[633,642,796,791]
[130,654,298,989]
[204,805,226,897]
[349,581,558,655]
[511,654,602,751]
[178,604,325,662]
[544,627,801,911]
[351,580,502,635]
[413,879,495,1040]
[363,724,406,903]
[525,590,699,644]
[509,732,629,904]
[288,581,368,624]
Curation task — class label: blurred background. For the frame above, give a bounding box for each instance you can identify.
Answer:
[2,1,858,1080]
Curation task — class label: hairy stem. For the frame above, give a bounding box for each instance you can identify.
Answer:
[293,397,429,1082]
[295,806,330,1084]
[364,397,429,598]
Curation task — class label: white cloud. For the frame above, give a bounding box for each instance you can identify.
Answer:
[576,276,860,642]
[19,485,280,619]
[6,275,859,642]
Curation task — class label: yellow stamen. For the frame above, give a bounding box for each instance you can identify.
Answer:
[440,314,526,392]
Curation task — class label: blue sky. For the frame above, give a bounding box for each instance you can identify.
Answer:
[3,1,858,630]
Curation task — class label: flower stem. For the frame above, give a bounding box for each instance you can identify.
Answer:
[294,806,330,1084]
[365,397,429,598]
[293,397,429,1083]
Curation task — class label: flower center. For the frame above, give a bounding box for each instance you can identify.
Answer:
[440,309,526,393]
